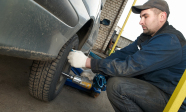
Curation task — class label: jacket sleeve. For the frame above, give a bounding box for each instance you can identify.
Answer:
[105,38,139,60]
[91,34,183,77]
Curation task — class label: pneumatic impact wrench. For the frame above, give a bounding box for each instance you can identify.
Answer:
[62,72,93,89]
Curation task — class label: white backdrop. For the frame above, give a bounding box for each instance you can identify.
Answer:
[117,0,186,41]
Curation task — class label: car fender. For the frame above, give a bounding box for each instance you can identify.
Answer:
[0,0,91,60]
[81,0,102,52]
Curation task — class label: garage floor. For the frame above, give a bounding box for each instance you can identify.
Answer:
[0,55,114,112]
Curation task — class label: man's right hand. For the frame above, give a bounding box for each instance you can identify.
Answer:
[67,50,88,68]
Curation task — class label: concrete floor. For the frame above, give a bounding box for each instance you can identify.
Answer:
[0,55,114,112]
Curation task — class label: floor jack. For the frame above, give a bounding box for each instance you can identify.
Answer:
[63,51,107,98]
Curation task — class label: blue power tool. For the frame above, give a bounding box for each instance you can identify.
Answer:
[62,71,106,90]
[93,74,107,90]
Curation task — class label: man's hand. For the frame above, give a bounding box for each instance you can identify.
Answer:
[67,50,88,68]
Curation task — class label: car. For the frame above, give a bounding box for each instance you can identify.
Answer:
[0,0,110,101]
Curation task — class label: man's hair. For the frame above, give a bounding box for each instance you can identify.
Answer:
[150,8,168,20]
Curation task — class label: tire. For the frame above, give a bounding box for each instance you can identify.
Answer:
[29,35,79,101]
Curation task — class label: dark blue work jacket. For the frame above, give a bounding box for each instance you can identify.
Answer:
[91,21,186,111]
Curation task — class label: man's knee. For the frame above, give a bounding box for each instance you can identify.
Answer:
[107,77,121,92]
[107,77,132,89]
[106,77,142,97]
[106,77,129,98]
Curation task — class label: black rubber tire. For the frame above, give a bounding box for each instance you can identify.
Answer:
[29,35,79,101]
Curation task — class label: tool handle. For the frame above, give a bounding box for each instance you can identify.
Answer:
[80,77,93,89]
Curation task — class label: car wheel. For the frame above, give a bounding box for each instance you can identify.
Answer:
[29,34,79,101]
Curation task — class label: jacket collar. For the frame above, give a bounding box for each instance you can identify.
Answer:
[153,21,169,37]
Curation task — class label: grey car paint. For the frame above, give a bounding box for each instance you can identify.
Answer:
[0,0,101,60]
[81,0,102,52]
[82,0,101,20]
[34,0,79,27]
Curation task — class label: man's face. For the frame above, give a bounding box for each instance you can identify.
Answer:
[139,9,160,36]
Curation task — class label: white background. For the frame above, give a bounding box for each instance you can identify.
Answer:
[117,0,186,41]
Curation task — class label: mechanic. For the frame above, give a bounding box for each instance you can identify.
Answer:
[67,0,186,112]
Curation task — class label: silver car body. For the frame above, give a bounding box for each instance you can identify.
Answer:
[0,0,102,60]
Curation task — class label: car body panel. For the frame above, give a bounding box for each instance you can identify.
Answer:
[0,0,101,60]
[82,0,101,21]
[34,0,79,27]
[81,0,102,52]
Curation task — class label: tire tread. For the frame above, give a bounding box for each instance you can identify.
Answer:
[29,36,77,101]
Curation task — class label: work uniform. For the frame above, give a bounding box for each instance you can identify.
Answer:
[91,21,186,112]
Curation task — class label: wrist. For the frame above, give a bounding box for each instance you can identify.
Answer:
[85,58,91,68]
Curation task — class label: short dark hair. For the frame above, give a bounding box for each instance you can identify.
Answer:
[150,8,168,19]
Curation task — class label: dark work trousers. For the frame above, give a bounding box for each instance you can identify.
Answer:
[106,77,170,112]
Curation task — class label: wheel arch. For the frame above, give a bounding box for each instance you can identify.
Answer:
[76,19,94,50]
